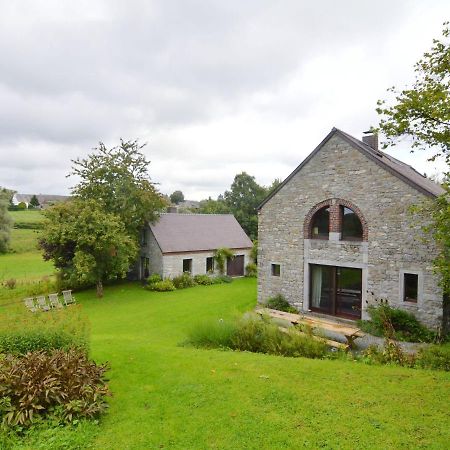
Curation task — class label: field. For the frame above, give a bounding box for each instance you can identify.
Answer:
[1,211,449,449]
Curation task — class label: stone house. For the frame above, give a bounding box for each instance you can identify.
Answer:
[257,127,445,328]
[139,213,253,280]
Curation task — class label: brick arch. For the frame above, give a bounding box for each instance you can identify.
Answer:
[303,198,368,241]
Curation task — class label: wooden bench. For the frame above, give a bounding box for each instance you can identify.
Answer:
[256,308,365,349]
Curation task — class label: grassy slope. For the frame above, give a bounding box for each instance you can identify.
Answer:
[68,279,450,450]
[0,211,53,283]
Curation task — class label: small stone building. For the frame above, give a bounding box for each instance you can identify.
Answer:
[258,128,445,328]
[139,213,253,279]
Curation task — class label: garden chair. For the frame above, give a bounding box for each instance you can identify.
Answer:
[62,290,76,306]
[48,293,63,309]
[23,297,38,313]
[36,295,51,311]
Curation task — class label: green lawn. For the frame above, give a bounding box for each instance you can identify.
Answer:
[9,210,44,224]
[10,278,444,449]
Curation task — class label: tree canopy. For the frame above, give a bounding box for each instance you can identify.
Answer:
[29,195,40,208]
[39,200,137,297]
[170,190,185,205]
[70,139,166,238]
[377,22,450,164]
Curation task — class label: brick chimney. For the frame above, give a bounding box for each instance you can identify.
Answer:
[362,132,378,151]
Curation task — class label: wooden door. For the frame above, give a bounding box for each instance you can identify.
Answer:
[227,255,244,276]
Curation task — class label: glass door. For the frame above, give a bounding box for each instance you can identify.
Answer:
[310,264,362,319]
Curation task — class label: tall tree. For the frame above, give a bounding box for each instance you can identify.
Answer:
[170,190,185,205]
[224,172,267,240]
[70,139,166,238]
[376,23,450,315]
[29,195,40,209]
[39,200,137,297]
[198,197,231,214]
[0,188,13,253]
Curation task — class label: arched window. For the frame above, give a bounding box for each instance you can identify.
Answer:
[341,206,363,240]
[311,206,330,239]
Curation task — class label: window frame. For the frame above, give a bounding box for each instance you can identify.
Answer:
[310,206,330,240]
[340,206,363,241]
[271,263,281,277]
[206,257,214,273]
[182,258,193,273]
[399,270,421,304]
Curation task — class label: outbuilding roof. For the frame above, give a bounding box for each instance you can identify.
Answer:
[149,213,253,254]
[258,127,445,209]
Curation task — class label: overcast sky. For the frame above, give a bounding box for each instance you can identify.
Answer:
[1,1,448,200]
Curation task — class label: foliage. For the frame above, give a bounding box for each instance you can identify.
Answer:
[213,247,234,275]
[358,300,436,342]
[4,279,16,290]
[224,172,267,240]
[193,274,214,285]
[146,273,162,285]
[0,188,13,254]
[0,349,110,428]
[213,275,233,284]
[169,190,184,205]
[186,315,329,359]
[197,196,231,214]
[245,263,257,277]
[0,305,89,355]
[29,195,40,209]
[69,139,166,239]
[266,294,297,313]
[17,202,27,211]
[172,272,197,289]
[146,279,176,292]
[416,343,450,371]
[39,200,137,297]
[376,22,450,163]
[362,343,416,368]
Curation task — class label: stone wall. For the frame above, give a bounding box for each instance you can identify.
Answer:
[258,133,443,328]
[140,226,164,278]
[163,248,252,279]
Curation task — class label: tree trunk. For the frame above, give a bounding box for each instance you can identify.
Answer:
[96,280,104,298]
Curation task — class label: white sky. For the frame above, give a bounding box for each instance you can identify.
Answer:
[0,1,448,200]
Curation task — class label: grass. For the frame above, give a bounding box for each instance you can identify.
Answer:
[9,210,44,224]
[4,278,448,449]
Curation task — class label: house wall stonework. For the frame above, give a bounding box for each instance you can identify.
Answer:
[140,227,164,278]
[258,134,443,328]
[162,249,251,279]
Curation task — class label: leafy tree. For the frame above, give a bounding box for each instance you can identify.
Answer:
[17,202,27,210]
[70,139,166,239]
[376,22,450,164]
[198,197,231,214]
[0,188,13,253]
[39,200,137,297]
[29,195,40,208]
[170,190,184,205]
[224,172,267,240]
[376,23,450,331]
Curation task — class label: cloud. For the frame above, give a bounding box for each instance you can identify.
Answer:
[0,0,448,198]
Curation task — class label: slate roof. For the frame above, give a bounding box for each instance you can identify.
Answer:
[258,127,445,209]
[14,194,70,204]
[149,213,253,254]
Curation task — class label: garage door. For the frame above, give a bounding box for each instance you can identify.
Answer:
[226,255,244,277]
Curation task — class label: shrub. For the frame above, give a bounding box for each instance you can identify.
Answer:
[4,279,16,290]
[266,294,297,314]
[193,274,214,285]
[0,305,89,355]
[17,202,27,210]
[213,275,232,284]
[186,315,328,359]
[358,301,436,342]
[147,279,176,292]
[146,273,162,285]
[245,263,257,277]
[416,344,450,371]
[0,349,110,428]
[172,272,197,289]
[362,342,416,368]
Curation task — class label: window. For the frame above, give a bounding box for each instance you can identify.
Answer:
[271,264,281,276]
[403,273,418,303]
[141,229,147,246]
[341,206,363,240]
[206,257,214,273]
[183,258,192,273]
[311,206,330,239]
